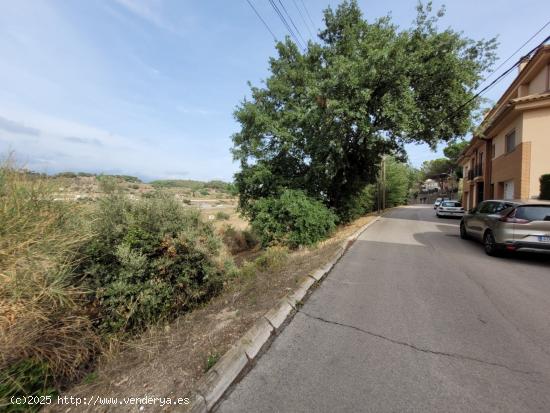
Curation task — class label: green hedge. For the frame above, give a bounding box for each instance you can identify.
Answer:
[540,174,550,200]
[250,190,337,248]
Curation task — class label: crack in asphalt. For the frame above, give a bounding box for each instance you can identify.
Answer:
[298,310,541,378]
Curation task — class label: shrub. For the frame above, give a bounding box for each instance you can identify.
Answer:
[239,246,289,278]
[337,184,376,222]
[250,190,337,248]
[221,226,259,254]
[0,164,97,407]
[540,174,550,200]
[80,192,233,335]
[215,211,230,220]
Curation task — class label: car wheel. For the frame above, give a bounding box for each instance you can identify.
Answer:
[484,231,499,256]
[460,222,469,239]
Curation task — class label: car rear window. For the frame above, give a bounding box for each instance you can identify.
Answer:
[515,206,550,221]
[441,201,461,207]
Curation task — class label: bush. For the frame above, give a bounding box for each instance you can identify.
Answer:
[215,211,230,220]
[80,192,233,335]
[0,165,97,407]
[239,247,289,278]
[540,174,550,200]
[250,190,337,248]
[221,226,260,253]
[337,184,376,222]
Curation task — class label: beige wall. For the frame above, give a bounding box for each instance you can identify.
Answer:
[522,106,550,198]
[529,65,549,95]
[492,114,523,158]
[491,142,531,199]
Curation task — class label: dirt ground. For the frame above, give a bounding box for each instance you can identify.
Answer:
[48,215,376,412]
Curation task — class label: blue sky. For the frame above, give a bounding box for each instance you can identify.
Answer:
[0,0,548,181]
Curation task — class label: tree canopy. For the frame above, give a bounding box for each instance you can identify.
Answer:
[420,139,469,179]
[232,0,496,220]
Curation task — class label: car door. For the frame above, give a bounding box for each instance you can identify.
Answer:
[467,201,495,240]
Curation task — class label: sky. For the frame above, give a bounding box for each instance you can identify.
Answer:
[0,0,548,181]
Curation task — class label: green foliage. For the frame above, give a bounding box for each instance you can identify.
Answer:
[54,171,77,178]
[96,175,119,193]
[231,0,496,221]
[420,158,453,178]
[80,192,232,335]
[443,140,469,163]
[381,157,416,207]
[250,190,337,248]
[215,211,230,220]
[0,163,96,410]
[540,174,550,200]
[337,184,376,222]
[0,360,56,412]
[150,179,233,193]
[222,225,260,253]
[204,353,220,372]
[239,246,289,278]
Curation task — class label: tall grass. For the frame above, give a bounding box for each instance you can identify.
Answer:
[0,163,98,406]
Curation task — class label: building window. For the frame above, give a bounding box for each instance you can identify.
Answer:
[505,130,516,153]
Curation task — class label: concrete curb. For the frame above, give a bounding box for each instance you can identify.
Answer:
[187,215,381,412]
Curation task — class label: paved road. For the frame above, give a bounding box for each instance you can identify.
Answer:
[216,206,550,413]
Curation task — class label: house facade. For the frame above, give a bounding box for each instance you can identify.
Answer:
[460,44,550,210]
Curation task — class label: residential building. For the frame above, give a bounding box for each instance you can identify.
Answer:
[459,44,550,209]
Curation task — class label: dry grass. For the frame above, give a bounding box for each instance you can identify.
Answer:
[0,163,98,402]
[50,214,376,412]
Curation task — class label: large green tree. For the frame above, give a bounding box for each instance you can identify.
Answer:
[232,1,496,220]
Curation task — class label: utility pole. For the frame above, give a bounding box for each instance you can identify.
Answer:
[382,156,386,211]
[378,155,386,214]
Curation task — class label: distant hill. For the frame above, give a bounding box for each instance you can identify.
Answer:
[53,172,142,183]
[150,179,234,192]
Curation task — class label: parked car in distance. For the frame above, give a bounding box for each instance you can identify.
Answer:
[436,200,464,218]
[460,199,550,256]
[433,197,447,209]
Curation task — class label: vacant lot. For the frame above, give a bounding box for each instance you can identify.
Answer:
[48,215,376,412]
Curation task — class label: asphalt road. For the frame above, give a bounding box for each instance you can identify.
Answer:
[216,206,550,413]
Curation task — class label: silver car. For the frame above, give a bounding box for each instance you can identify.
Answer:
[460,200,550,256]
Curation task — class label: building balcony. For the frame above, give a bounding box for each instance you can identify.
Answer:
[466,164,483,181]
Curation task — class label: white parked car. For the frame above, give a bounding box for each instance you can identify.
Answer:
[433,197,449,209]
[436,200,464,218]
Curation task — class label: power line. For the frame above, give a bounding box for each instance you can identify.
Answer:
[436,34,550,132]
[245,0,278,42]
[268,0,304,49]
[291,0,313,39]
[468,34,550,111]
[299,0,316,32]
[480,20,550,87]
[277,0,307,46]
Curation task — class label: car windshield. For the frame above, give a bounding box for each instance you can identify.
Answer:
[441,201,461,207]
[515,206,550,221]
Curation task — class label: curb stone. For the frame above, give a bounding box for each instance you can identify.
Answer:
[263,298,293,330]
[238,318,273,359]
[187,215,380,412]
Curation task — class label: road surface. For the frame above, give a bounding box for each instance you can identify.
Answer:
[216,205,550,413]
